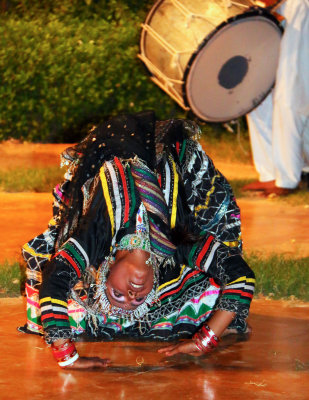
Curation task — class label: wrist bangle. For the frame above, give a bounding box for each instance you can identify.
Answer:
[193,324,220,354]
[58,352,79,367]
[51,339,79,367]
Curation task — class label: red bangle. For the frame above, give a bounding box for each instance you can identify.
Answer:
[52,343,76,360]
[51,340,79,367]
[52,340,73,351]
[193,324,220,354]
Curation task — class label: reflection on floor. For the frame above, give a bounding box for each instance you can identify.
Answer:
[0,298,308,400]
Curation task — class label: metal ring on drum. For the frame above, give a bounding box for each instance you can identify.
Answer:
[139,0,283,123]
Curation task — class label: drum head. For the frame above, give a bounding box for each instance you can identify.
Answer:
[184,11,282,122]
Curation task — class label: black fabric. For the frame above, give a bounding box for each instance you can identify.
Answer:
[72,183,113,267]
[57,111,156,245]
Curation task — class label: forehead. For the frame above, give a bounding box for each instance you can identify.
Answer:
[107,262,129,285]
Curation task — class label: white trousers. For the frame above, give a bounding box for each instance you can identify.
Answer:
[246,0,309,188]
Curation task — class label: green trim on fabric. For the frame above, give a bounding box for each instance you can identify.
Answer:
[27,308,41,324]
[150,240,175,255]
[179,139,187,163]
[177,302,212,319]
[151,314,177,327]
[68,316,87,330]
[63,243,85,271]
[150,302,213,330]
[188,243,199,266]
[157,274,206,307]
[42,320,71,328]
[134,167,156,181]
[239,297,252,304]
[127,165,136,220]
[140,191,165,206]
[222,294,251,304]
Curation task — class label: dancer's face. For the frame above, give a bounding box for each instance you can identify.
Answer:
[105,249,154,310]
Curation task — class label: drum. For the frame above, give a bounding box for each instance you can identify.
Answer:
[139,0,283,122]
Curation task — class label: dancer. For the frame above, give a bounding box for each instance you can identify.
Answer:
[21,111,255,369]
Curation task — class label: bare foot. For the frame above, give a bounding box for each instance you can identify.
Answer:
[242,180,275,191]
[262,187,295,196]
[242,181,295,196]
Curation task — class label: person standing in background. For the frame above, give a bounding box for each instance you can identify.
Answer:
[244,0,309,196]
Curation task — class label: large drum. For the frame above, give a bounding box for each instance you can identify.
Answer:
[139,0,283,122]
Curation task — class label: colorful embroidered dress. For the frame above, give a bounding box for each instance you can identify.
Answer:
[22,112,255,343]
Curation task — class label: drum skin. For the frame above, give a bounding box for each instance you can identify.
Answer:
[140,0,283,122]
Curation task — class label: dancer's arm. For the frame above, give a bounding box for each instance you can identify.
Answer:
[51,338,110,369]
[158,309,235,356]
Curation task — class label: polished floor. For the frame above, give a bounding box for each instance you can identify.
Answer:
[1,144,308,399]
[0,297,308,400]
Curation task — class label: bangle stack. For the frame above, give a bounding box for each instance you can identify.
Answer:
[193,324,220,354]
[51,340,79,367]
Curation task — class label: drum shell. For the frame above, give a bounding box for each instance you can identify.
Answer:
[140,0,283,122]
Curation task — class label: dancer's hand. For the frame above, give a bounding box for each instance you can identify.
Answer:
[65,356,111,369]
[158,340,202,357]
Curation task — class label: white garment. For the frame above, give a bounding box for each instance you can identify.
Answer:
[246,0,309,189]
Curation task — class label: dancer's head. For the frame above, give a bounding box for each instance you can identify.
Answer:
[105,249,154,311]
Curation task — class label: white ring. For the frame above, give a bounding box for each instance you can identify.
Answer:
[58,352,79,367]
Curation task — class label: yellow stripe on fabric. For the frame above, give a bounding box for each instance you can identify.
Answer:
[158,265,186,291]
[22,243,52,260]
[99,165,114,237]
[223,240,240,247]
[51,298,68,307]
[39,297,68,307]
[48,217,57,226]
[170,157,178,228]
[151,229,173,245]
[195,174,220,215]
[227,276,256,285]
[224,232,242,248]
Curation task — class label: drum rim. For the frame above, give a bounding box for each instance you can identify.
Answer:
[143,0,166,26]
[182,7,283,123]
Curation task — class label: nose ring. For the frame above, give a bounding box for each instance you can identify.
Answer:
[128,289,135,299]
